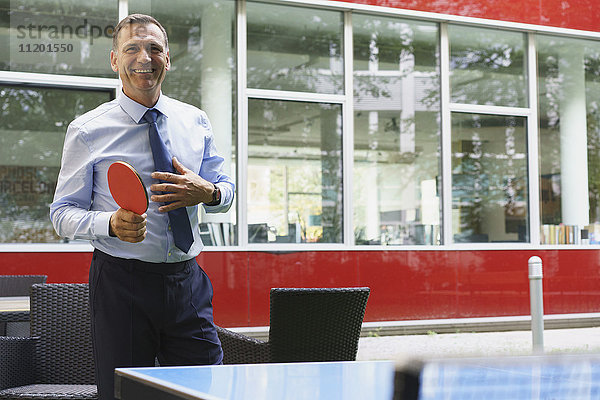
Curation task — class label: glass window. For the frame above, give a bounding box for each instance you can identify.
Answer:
[352,14,441,245]
[2,0,116,77]
[0,85,111,243]
[448,25,527,107]
[246,1,344,94]
[451,113,529,243]
[538,35,600,244]
[247,99,343,244]
[130,0,237,246]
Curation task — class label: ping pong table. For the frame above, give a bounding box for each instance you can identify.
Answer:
[420,353,600,399]
[115,360,399,400]
[115,353,600,400]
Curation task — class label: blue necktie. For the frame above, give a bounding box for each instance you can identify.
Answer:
[142,108,193,253]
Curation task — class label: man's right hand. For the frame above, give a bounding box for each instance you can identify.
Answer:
[109,208,146,243]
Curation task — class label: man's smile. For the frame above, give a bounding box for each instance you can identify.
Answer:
[133,69,154,73]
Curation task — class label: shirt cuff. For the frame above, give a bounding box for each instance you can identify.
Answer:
[203,183,231,213]
[93,211,114,238]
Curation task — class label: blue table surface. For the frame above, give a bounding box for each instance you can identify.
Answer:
[118,354,600,400]
[117,360,397,400]
[420,354,600,400]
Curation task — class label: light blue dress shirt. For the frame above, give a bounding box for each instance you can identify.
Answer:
[50,91,235,263]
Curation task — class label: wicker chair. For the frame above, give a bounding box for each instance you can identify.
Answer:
[217,287,370,364]
[0,275,47,337]
[0,283,97,399]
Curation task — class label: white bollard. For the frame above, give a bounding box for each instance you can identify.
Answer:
[528,256,544,353]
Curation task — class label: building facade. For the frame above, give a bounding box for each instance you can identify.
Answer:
[1,0,600,327]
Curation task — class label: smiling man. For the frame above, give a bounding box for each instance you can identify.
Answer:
[50,14,234,400]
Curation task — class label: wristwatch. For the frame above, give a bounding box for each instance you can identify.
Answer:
[207,183,221,206]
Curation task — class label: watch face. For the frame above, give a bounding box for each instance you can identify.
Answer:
[212,185,220,203]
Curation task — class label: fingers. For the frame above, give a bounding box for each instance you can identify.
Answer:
[110,208,147,243]
[151,157,190,182]
[149,158,214,211]
[172,157,189,174]
[151,171,181,183]
[149,182,184,193]
[155,200,186,213]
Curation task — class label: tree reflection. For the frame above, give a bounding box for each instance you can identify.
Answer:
[449,26,526,107]
[352,15,441,245]
[0,86,110,242]
[246,2,344,94]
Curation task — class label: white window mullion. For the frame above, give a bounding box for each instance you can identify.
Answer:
[0,71,119,90]
[449,103,530,117]
[343,10,354,246]
[440,23,453,246]
[246,88,345,104]
[527,32,541,245]
[118,0,128,21]
[237,0,249,247]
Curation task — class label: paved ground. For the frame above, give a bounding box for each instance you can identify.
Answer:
[356,327,600,361]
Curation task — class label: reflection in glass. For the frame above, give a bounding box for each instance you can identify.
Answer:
[2,0,116,77]
[538,35,600,244]
[352,14,441,245]
[449,25,527,107]
[248,99,343,244]
[130,0,237,246]
[451,113,528,243]
[0,86,111,243]
[246,1,344,94]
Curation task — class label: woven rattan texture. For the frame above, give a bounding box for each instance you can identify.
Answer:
[0,276,47,297]
[30,284,95,385]
[217,287,370,364]
[216,326,271,364]
[0,337,36,390]
[0,311,29,323]
[0,385,97,399]
[269,287,370,363]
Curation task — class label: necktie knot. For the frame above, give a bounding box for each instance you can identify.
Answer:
[142,108,160,124]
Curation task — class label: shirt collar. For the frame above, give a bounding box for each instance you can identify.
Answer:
[117,89,170,123]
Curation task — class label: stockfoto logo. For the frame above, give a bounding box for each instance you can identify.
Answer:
[16,19,115,45]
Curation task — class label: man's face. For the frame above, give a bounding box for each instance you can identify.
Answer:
[110,23,170,105]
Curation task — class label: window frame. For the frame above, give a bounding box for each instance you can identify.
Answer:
[4,0,600,252]
[0,70,119,252]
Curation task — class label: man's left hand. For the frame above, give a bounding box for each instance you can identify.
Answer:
[150,157,214,212]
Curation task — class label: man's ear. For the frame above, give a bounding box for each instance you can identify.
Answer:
[110,50,118,72]
[165,50,171,71]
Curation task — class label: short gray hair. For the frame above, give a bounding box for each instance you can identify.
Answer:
[112,14,168,52]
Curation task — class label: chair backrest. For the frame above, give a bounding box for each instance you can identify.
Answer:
[0,275,47,297]
[30,283,95,384]
[268,287,370,363]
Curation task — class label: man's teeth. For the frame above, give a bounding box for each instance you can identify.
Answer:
[134,69,153,73]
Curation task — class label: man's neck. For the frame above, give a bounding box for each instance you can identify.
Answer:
[122,88,160,108]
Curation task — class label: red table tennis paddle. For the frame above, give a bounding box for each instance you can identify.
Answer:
[107,161,148,215]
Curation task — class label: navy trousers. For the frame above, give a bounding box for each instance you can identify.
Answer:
[89,250,223,400]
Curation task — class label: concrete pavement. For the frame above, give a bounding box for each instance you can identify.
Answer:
[356,326,600,361]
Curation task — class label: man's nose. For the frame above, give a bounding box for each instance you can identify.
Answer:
[137,47,151,63]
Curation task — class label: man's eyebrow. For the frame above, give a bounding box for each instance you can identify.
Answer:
[121,38,165,49]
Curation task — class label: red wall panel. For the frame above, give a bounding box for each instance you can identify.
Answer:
[0,252,91,283]
[246,251,360,326]
[2,249,600,327]
[197,251,250,327]
[330,0,600,32]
